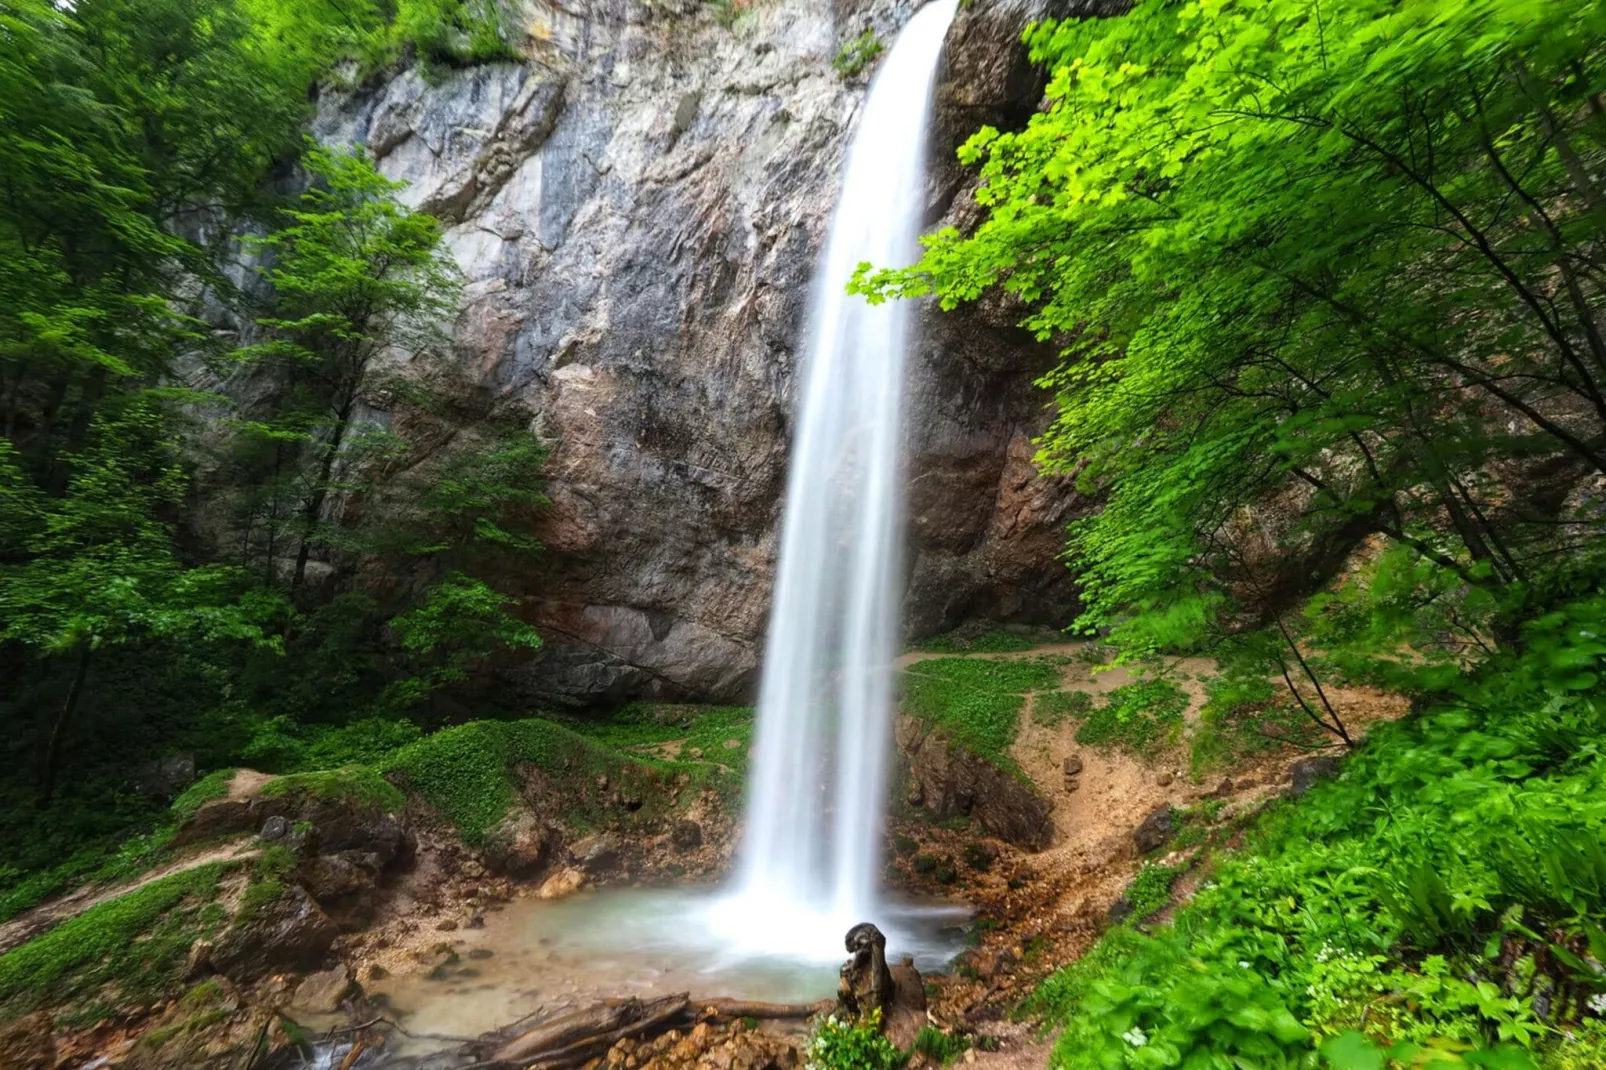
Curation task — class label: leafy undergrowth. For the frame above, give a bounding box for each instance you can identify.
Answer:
[1073,677,1188,754]
[260,765,406,812]
[1024,600,1606,1068]
[901,657,1063,775]
[0,862,230,1027]
[1189,671,1327,777]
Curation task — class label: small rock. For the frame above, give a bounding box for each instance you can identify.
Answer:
[1062,755,1085,777]
[1133,805,1176,854]
[1209,777,1234,798]
[184,940,214,980]
[722,738,741,750]
[1289,756,1340,797]
[1155,770,1174,787]
[906,781,925,807]
[436,918,459,932]
[597,775,610,790]
[367,965,390,981]
[1107,896,1135,924]
[538,867,587,900]
[465,907,485,929]
[290,964,357,1015]
[671,819,703,851]
[1063,779,1080,793]
[258,815,289,841]
[461,860,486,879]
[572,833,621,874]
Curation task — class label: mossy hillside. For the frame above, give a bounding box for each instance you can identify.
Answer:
[379,715,737,845]
[0,862,230,1026]
[259,765,406,812]
[561,703,755,768]
[900,657,1063,776]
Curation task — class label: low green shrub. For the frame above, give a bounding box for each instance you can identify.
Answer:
[1074,677,1187,754]
[832,29,884,78]
[1026,599,1606,1067]
[909,1026,970,1065]
[808,1011,900,1070]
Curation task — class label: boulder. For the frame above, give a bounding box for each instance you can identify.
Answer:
[1289,756,1341,797]
[571,833,622,875]
[1062,755,1085,777]
[670,819,703,851]
[289,965,357,1015]
[1133,806,1176,854]
[0,1011,54,1070]
[211,886,338,983]
[898,719,1054,850]
[297,852,382,930]
[537,867,587,900]
[483,809,560,878]
[258,816,289,842]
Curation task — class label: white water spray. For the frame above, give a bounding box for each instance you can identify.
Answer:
[722,0,958,958]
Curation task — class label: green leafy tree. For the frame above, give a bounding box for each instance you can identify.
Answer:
[0,400,279,803]
[242,143,460,591]
[858,0,1606,663]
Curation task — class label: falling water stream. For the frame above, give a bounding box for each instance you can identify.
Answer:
[354,9,964,1058]
[722,0,961,958]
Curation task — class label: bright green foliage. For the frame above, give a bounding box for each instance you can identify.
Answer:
[1190,667,1323,776]
[1026,600,1606,1067]
[808,1011,901,1070]
[1123,861,1183,921]
[909,1026,971,1066]
[564,704,755,766]
[377,572,541,712]
[832,29,884,78]
[0,862,228,1024]
[901,657,1063,774]
[858,0,1606,660]
[1074,678,1188,754]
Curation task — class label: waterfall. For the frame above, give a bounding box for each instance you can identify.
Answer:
[723,0,958,957]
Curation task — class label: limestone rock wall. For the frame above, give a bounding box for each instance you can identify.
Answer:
[309,0,1104,705]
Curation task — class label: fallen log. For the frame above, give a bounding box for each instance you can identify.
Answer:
[689,998,833,1023]
[517,995,692,1069]
[490,999,657,1064]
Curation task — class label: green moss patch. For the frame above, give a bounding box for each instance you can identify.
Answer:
[379,716,734,845]
[169,769,236,822]
[259,765,405,812]
[0,862,229,1024]
[901,657,1064,775]
[1074,678,1188,754]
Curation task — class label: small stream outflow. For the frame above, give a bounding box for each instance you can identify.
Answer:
[727,0,960,956]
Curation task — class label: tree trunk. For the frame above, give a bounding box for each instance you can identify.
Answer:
[292,401,353,592]
[39,642,93,807]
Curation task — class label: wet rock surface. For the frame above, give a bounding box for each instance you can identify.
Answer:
[897,717,1055,850]
[259,0,1108,707]
[210,885,340,983]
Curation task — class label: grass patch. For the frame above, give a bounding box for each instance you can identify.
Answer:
[1032,688,1094,727]
[259,765,405,812]
[901,657,1063,776]
[170,768,235,822]
[0,862,229,1024]
[1074,678,1188,754]
[561,704,754,766]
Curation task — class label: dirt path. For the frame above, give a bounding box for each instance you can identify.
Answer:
[0,839,260,955]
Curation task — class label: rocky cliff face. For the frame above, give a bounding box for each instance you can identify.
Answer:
[311,0,1098,706]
